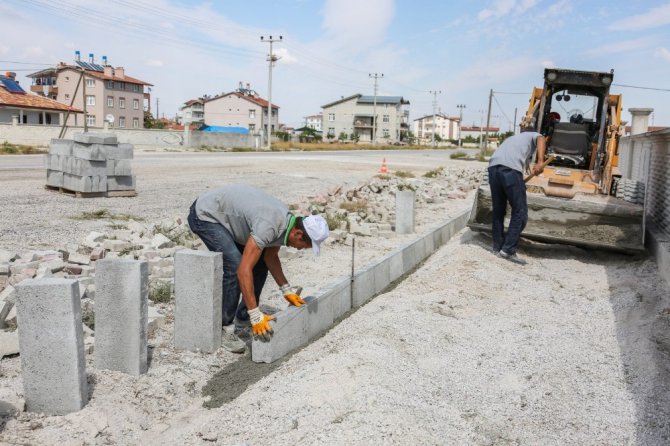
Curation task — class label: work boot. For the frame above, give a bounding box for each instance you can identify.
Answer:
[234,318,252,339]
[222,325,246,353]
[498,250,527,265]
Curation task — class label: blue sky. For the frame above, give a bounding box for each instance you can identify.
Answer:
[1,0,669,130]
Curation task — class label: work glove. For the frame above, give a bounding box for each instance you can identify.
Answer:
[249,307,275,342]
[280,283,305,307]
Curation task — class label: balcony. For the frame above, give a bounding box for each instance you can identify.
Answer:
[353,115,374,129]
[30,85,58,96]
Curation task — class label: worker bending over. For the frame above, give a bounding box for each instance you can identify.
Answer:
[187,184,329,352]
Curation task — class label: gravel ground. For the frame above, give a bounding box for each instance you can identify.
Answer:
[1,148,669,445]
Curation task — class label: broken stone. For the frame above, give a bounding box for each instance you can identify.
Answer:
[0,330,19,358]
[68,253,91,265]
[63,264,83,275]
[0,250,18,264]
[89,247,106,261]
[102,239,132,252]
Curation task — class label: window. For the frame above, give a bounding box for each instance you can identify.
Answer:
[86,78,95,87]
[382,128,390,138]
[86,115,96,126]
[249,124,256,132]
[119,97,126,109]
[249,110,255,119]
[107,96,114,107]
[119,116,126,128]
[133,117,139,128]
[64,94,70,100]
[86,95,95,106]
[107,80,114,89]
[133,99,139,110]
[328,127,335,137]
[116,82,125,90]
[328,113,335,122]
[383,114,389,123]
[132,84,140,92]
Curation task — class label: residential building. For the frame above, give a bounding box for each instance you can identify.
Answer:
[27,51,152,129]
[180,98,205,125]
[303,113,323,132]
[460,125,500,141]
[0,72,82,125]
[203,83,278,135]
[413,114,460,144]
[321,94,410,143]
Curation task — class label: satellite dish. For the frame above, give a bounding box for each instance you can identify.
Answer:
[105,114,115,124]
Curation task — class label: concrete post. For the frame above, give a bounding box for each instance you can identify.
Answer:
[11,115,18,126]
[395,189,416,234]
[15,278,88,415]
[629,108,653,135]
[174,250,222,352]
[94,259,149,375]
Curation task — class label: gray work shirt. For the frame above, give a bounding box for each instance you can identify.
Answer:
[489,132,542,173]
[195,184,291,249]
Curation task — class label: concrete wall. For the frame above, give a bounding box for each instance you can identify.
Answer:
[619,128,670,286]
[0,123,260,149]
[619,129,670,239]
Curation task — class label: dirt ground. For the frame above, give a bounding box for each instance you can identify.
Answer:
[1,148,669,445]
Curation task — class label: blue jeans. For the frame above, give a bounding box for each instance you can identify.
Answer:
[488,165,528,255]
[187,202,268,325]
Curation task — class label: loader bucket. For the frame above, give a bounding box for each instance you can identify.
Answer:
[467,186,645,254]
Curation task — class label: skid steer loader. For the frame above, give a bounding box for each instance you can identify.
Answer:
[468,68,645,253]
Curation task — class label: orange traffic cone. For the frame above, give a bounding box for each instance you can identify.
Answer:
[380,158,388,174]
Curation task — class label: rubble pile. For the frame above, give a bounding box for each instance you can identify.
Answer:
[0,166,482,357]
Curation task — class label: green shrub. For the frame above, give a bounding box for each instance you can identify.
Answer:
[149,281,173,303]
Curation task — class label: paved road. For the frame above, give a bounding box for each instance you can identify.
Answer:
[0,148,482,172]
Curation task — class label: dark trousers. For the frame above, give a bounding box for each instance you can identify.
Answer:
[488,165,528,255]
[187,202,268,325]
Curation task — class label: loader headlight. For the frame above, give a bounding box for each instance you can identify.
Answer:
[601,76,612,85]
[546,72,557,81]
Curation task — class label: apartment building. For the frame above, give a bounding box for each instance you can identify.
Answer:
[413,114,460,144]
[321,94,410,143]
[303,113,323,132]
[27,51,152,129]
[180,99,205,125]
[203,84,278,135]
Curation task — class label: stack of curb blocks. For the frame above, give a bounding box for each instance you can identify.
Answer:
[45,133,135,195]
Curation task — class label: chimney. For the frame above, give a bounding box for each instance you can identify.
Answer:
[75,50,81,62]
[239,81,243,89]
[89,53,94,63]
[104,65,113,76]
[115,66,125,78]
[102,55,108,66]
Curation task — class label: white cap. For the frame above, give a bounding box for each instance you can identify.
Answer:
[303,215,329,256]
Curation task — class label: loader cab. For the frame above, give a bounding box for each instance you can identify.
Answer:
[534,69,614,170]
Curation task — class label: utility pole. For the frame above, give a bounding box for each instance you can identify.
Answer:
[429,90,441,148]
[156,98,160,120]
[482,89,493,156]
[456,104,466,147]
[513,107,518,134]
[261,35,282,150]
[369,73,383,144]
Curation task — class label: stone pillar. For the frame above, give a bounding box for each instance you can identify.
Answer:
[11,115,18,126]
[395,189,416,234]
[15,278,88,415]
[629,108,653,135]
[94,259,149,375]
[174,250,222,352]
[183,124,191,147]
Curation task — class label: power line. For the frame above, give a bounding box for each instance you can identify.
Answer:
[613,83,670,92]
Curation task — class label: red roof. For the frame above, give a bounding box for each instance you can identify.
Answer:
[0,83,82,113]
[207,91,279,109]
[58,65,153,86]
